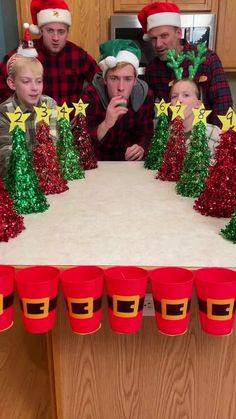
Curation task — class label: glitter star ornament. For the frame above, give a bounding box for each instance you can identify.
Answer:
[6,106,30,132]
[192,104,212,127]
[73,99,89,117]
[57,102,74,121]
[170,101,187,120]
[34,103,53,125]
[155,99,170,116]
[217,107,236,132]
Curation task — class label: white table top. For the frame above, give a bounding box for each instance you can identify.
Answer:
[0,162,235,268]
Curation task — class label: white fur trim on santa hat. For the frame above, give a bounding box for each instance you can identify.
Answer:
[100,50,139,77]
[147,12,181,31]
[37,8,71,28]
[17,45,38,58]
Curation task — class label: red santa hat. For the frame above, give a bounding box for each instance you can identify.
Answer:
[30,0,72,35]
[7,23,38,76]
[138,2,181,40]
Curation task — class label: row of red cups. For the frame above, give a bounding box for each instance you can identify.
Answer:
[0,265,236,336]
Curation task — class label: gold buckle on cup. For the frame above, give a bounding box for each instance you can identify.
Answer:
[161,298,188,320]
[207,298,234,321]
[67,297,93,319]
[113,295,139,318]
[22,297,49,319]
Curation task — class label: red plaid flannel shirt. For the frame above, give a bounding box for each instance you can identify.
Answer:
[80,83,154,161]
[0,38,100,106]
[145,42,233,126]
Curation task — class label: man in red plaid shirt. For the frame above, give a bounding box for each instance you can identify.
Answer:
[138,2,233,127]
[79,39,154,161]
[0,0,99,106]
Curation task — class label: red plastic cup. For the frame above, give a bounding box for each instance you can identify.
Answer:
[15,266,59,334]
[105,266,148,334]
[194,267,236,336]
[0,265,15,332]
[60,266,104,334]
[150,267,194,336]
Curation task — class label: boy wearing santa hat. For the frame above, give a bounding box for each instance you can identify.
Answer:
[77,39,154,161]
[0,0,99,106]
[138,2,232,126]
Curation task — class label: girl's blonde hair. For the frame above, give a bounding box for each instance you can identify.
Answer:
[7,55,43,79]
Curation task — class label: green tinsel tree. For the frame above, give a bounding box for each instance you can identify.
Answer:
[176,121,210,198]
[5,126,49,214]
[221,211,236,244]
[57,118,85,180]
[144,112,170,170]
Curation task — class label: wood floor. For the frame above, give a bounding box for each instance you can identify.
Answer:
[0,303,51,419]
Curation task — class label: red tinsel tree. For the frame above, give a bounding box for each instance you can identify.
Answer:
[157,116,187,181]
[194,128,236,217]
[73,114,97,170]
[33,121,68,195]
[0,177,25,242]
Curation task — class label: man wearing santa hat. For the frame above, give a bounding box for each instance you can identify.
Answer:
[138,2,232,126]
[0,0,99,106]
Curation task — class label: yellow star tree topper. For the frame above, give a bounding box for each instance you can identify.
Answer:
[57,102,74,121]
[169,100,187,120]
[217,107,236,132]
[155,99,170,116]
[6,106,30,133]
[73,99,89,117]
[192,104,211,127]
[34,103,53,125]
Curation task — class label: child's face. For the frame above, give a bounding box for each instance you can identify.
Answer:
[9,67,43,108]
[170,80,200,120]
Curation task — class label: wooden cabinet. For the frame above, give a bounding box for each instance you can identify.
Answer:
[215,0,236,70]
[114,0,214,12]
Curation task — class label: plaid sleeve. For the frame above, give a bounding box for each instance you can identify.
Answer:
[203,51,233,126]
[0,108,12,177]
[132,88,155,153]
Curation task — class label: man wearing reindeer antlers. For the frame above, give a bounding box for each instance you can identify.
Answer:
[138,2,233,126]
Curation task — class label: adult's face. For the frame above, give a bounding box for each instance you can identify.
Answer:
[148,25,182,61]
[105,64,137,101]
[41,22,69,54]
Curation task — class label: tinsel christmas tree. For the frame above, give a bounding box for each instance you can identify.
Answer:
[144,112,170,170]
[57,118,85,181]
[176,121,211,198]
[5,126,49,214]
[33,121,68,194]
[157,116,186,181]
[221,211,236,244]
[0,177,25,242]
[194,128,236,217]
[73,114,97,170]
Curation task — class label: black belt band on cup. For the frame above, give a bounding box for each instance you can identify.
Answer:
[154,298,191,317]
[1,293,14,310]
[19,296,57,316]
[107,295,145,314]
[66,296,102,315]
[198,298,236,319]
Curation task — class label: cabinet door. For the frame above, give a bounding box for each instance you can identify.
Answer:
[114,0,213,12]
[169,0,213,12]
[113,0,154,12]
[216,0,236,70]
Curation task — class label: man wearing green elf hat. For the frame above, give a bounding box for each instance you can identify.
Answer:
[79,39,154,161]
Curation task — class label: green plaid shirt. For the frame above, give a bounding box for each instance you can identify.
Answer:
[0,93,57,177]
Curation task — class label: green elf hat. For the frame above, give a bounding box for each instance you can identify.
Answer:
[99,39,141,77]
